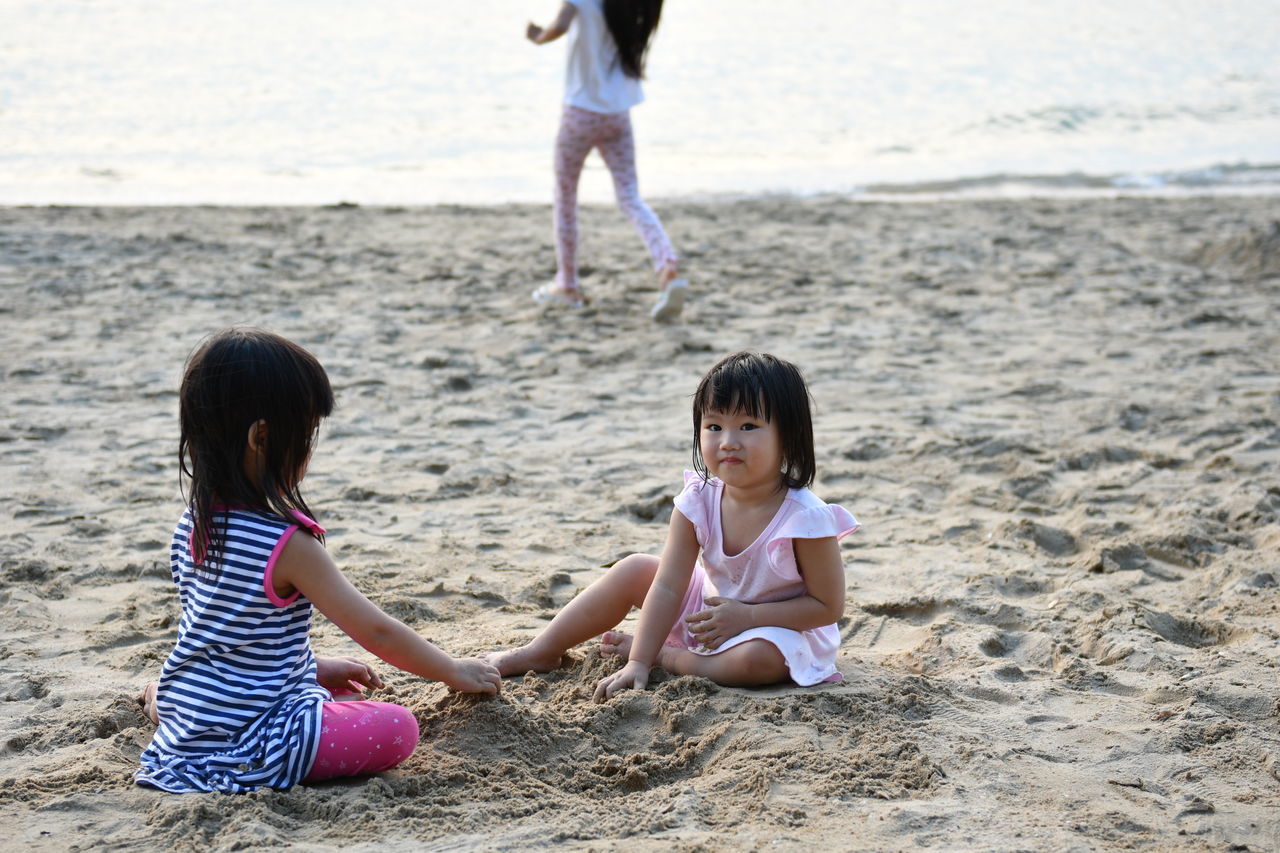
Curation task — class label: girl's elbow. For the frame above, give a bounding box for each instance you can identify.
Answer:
[821,596,845,626]
[357,615,405,657]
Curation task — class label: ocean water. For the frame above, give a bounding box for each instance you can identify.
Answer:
[2,0,1278,204]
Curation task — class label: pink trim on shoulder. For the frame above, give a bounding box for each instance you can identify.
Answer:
[264,511,326,607]
[264,525,302,608]
[289,509,326,536]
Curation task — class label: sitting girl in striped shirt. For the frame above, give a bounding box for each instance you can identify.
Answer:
[135,327,500,793]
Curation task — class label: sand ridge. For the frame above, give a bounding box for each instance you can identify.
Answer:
[0,195,1278,850]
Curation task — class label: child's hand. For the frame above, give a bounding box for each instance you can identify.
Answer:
[686,596,754,650]
[138,681,160,724]
[316,656,385,696]
[447,658,502,695]
[526,22,544,42]
[593,660,650,702]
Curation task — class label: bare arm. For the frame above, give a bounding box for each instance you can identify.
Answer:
[593,509,700,700]
[527,1,577,44]
[274,532,500,694]
[686,536,846,650]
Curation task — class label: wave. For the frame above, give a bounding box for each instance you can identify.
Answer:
[847,162,1280,200]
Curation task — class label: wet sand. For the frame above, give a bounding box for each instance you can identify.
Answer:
[1,195,1278,850]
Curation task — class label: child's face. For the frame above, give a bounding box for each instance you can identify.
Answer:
[699,407,784,492]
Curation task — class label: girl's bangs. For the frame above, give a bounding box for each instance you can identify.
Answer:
[700,372,771,423]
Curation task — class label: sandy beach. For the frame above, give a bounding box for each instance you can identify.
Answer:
[1,194,1277,851]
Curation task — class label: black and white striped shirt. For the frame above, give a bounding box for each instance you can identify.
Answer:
[136,508,329,793]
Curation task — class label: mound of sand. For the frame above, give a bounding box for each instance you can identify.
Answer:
[1189,220,1280,281]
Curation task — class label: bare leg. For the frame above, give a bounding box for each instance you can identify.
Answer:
[658,639,790,687]
[487,554,659,676]
[599,632,790,687]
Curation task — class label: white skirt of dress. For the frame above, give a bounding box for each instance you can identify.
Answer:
[662,565,842,686]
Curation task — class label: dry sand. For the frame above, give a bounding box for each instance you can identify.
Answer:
[1,195,1278,851]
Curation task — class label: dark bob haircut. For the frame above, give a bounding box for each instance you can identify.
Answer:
[690,351,815,490]
[179,327,334,573]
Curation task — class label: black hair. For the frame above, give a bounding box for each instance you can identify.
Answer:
[691,351,816,490]
[178,327,334,574]
[604,0,663,79]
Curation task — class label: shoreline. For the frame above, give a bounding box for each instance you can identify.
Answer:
[6,159,1280,209]
[1,194,1277,850]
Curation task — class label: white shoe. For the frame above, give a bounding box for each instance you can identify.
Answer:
[650,278,688,323]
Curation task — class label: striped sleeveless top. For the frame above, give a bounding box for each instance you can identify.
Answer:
[135,507,331,793]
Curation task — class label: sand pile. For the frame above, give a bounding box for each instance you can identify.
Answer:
[1189,220,1280,281]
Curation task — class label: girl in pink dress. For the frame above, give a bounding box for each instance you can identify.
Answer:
[526,0,688,321]
[488,352,858,697]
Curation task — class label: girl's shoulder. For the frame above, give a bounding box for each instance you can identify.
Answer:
[775,488,860,542]
[783,485,828,512]
[215,506,325,538]
[676,470,722,504]
[673,471,719,537]
[679,469,718,490]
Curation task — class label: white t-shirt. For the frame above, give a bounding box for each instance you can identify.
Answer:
[563,0,644,114]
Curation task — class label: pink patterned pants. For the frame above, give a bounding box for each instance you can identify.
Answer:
[553,104,677,289]
[302,700,418,783]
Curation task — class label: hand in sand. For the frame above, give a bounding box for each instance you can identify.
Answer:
[138,681,160,725]
[316,656,385,696]
[686,596,753,651]
[593,659,650,702]
[447,658,502,695]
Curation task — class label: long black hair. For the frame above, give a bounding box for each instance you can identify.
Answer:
[691,351,817,490]
[178,327,334,574]
[604,0,663,79]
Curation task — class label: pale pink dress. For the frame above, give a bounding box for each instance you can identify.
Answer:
[667,471,859,686]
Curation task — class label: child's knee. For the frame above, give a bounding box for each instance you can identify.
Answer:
[384,704,419,767]
[612,553,657,579]
[611,553,659,592]
[734,641,789,683]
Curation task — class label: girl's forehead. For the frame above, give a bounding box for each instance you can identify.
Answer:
[702,405,770,421]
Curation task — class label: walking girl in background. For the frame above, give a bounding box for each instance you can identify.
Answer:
[527,0,688,321]
[135,327,500,793]
[488,352,858,698]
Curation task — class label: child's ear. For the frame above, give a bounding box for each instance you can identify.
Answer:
[246,420,268,454]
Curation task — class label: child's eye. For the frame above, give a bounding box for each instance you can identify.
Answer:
[741,423,758,431]
[705,424,721,432]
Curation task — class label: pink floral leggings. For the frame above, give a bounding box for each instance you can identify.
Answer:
[302,700,418,783]
[554,104,677,290]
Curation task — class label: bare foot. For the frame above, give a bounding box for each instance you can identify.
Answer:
[484,645,565,677]
[599,630,634,659]
[138,681,159,724]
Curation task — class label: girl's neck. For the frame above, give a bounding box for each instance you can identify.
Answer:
[717,477,788,558]
[719,476,787,510]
